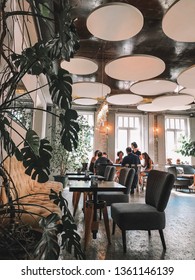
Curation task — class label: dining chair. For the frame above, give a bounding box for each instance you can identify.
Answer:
[167,166,193,191]
[107,166,116,181]
[98,168,135,206]
[111,170,175,253]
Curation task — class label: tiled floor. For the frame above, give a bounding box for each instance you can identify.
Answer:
[62,187,195,260]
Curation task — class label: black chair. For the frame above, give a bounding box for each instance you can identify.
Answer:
[111,170,175,253]
[104,165,116,181]
[96,163,113,177]
[118,167,129,185]
[98,168,135,205]
[167,166,193,191]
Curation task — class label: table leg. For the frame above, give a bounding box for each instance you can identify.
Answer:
[84,202,94,250]
[72,192,81,216]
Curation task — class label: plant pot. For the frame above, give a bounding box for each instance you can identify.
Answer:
[53,175,68,188]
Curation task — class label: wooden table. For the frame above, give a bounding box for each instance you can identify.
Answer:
[67,174,104,181]
[177,173,194,179]
[69,180,126,249]
[68,174,105,216]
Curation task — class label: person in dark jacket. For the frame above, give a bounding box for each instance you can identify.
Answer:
[122,147,140,194]
[94,151,112,176]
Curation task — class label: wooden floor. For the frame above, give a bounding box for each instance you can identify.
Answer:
[61,187,195,260]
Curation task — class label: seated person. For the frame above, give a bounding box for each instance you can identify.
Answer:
[166,158,172,165]
[89,150,100,173]
[139,152,153,186]
[115,150,124,164]
[94,151,112,176]
[176,158,181,165]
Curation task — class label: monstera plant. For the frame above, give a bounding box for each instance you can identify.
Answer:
[0,0,85,259]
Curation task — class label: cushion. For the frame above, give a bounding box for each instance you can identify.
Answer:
[111,203,165,230]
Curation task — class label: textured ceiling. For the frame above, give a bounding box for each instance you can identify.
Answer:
[60,0,195,112]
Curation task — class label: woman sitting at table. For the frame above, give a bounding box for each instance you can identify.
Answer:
[115,150,124,164]
[139,152,153,187]
[89,150,100,173]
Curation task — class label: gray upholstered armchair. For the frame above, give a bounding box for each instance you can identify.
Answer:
[98,168,135,205]
[111,170,175,253]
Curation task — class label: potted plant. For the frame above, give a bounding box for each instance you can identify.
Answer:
[0,0,85,259]
[177,136,195,157]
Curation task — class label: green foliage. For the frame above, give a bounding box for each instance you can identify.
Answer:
[0,0,80,183]
[50,115,92,175]
[0,0,84,260]
[177,136,195,157]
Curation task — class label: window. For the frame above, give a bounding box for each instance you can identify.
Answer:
[165,116,190,164]
[115,114,143,157]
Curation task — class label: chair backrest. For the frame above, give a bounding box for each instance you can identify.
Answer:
[118,167,129,185]
[104,165,112,180]
[124,168,136,194]
[107,166,116,181]
[167,166,177,179]
[145,170,175,212]
[96,163,112,176]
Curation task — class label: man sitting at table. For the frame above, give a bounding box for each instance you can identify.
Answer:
[121,147,140,194]
[94,151,112,176]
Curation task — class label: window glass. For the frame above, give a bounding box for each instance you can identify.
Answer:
[165,116,190,164]
[118,129,127,153]
[118,116,123,127]
[123,117,128,127]
[116,114,143,160]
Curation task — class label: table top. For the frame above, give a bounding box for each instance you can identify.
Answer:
[69,180,126,192]
[177,174,194,178]
[66,171,93,176]
[67,174,105,181]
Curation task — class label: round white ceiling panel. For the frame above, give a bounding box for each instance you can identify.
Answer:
[177,65,195,89]
[60,57,98,75]
[180,88,195,98]
[105,55,165,81]
[152,94,194,109]
[106,94,143,105]
[137,103,166,112]
[72,82,111,99]
[130,79,177,96]
[162,0,195,42]
[168,105,191,111]
[86,2,144,41]
[73,98,98,106]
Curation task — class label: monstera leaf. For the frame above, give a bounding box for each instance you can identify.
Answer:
[21,131,52,183]
[0,114,22,159]
[49,68,72,109]
[33,213,61,260]
[59,109,79,151]
[12,42,53,76]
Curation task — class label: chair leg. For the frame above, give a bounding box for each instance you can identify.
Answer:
[148,230,151,236]
[102,206,111,244]
[159,229,166,250]
[112,221,116,235]
[122,230,127,253]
